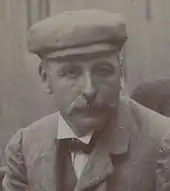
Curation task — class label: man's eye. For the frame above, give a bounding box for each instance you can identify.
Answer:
[59,66,81,78]
[95,67,115,77]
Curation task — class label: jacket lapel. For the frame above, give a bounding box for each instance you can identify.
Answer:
[75,96,133,191]
[33,113,59,191]
[37,142,57,191]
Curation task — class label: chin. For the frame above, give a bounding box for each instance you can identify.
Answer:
[73,116,106,134]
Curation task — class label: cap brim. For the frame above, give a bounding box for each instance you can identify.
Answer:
[43,43,118,59]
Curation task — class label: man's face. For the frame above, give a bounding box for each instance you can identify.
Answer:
[43,51,121,136]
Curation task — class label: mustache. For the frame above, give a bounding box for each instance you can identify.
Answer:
[67,96,115,115]
[67,97,101,114]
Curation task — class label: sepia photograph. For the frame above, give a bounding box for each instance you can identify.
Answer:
[0,0,170,191]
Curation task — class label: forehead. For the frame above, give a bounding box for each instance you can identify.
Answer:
[46,51,120,67]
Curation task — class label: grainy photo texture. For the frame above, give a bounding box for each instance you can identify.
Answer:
[1,1,170,191]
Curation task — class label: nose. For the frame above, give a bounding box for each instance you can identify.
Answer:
[82,72,97,103]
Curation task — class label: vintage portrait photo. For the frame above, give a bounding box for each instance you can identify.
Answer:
[0,1,170,191]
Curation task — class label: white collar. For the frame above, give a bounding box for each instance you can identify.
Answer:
[58,112,92,144]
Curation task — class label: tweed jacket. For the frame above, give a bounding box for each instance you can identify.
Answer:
[2,96,170,191]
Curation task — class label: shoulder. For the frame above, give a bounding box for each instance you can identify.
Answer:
[6,112,59,153]
[129,98,170,139]
[22,112,59,138]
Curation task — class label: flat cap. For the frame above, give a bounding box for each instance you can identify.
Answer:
[28,9,127,58]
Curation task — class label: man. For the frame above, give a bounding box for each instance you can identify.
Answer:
[2,9,170,191]
[131,79,170,117]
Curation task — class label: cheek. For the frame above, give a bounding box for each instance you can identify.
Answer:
[97,75,121,101]
[50,76,84,108]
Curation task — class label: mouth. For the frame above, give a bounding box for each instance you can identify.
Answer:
[70,106,107,117]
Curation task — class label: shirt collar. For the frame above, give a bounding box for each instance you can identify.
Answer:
[58,112,92,144]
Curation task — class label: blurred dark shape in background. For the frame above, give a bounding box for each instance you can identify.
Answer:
[131,79,170,117]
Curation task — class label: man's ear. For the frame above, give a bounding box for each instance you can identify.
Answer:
[118,54,125,89]
[38,64,53,94]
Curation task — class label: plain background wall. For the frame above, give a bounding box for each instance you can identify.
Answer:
[0,0,55,161]
[0,0,170,161]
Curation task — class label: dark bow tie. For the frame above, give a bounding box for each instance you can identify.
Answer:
[60,130,102,154]
[61,138,93,154]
